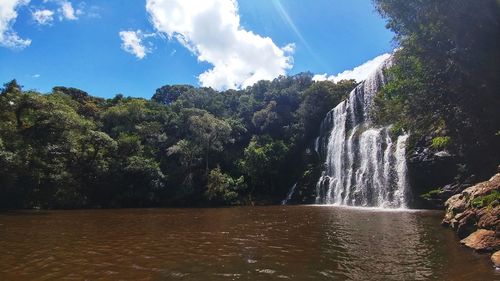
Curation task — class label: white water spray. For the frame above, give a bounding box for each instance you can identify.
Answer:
[315,56,410,208]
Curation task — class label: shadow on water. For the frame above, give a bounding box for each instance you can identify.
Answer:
[0,210,52,216]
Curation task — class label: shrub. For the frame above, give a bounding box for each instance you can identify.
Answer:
[420,189,441,200]
[431,136,451,150]
[471,190,499,209]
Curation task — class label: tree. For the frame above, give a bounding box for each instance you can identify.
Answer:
[152,85,194,105]
[252,101,279,133]
[205,167,245,205]
[188,112,232,173]
[239,136,288,200]
[117,156,166,207]
[1,79,22,95]
[167,139,202,173]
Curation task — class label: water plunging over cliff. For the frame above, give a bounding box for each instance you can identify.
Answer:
[281,183,297,205]
[315,56,410,208]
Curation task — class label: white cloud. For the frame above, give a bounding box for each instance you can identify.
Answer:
[32,9,54,25]
[32,74,41,78]
[58,1,79,20]
[313,53,392,83]
[146,0,294,90]
[119,30,150,59]
[0,0,31,49]
[40,1,84,21]
[311,73,327,82]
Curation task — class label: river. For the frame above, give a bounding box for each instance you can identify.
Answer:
[0,206,497,280]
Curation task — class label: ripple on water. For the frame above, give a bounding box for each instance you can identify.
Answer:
[0,206,497,281]
[256,268,276,274]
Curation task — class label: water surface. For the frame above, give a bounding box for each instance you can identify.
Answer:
[0,206,497,280]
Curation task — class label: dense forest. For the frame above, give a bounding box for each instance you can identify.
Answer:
[0,74,356,208]
[1,0,499,209]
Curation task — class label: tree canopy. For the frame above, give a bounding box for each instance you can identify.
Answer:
[0,75,356,209]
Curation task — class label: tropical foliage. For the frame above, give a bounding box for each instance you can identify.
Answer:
[0,77,355,208]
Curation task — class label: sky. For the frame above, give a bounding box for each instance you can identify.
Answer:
[0,0,395,99]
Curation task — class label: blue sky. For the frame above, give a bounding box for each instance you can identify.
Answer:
[0,0,394,98]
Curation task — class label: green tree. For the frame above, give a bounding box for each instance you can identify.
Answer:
[239,136,288,201]
[188,112,232,173]
[205,167,245,205]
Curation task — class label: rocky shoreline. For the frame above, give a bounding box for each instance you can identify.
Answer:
[442,169,500,268]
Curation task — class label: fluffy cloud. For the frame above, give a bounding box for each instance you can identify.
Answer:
[1,1,90,49]
[119,30,150,59]
[146,0,294,90]
[58,1,79,20]
[313,53,391,83]
[0,0,31,49]
[41,1,84,22]
[32,9,54,25]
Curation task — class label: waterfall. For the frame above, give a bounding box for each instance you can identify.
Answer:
[315,56,410,208]
[281,183,298,205]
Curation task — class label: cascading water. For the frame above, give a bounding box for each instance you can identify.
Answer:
[315,56,410,208]
[281,183,297,205]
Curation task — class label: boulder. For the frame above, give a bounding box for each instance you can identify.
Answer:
[442,171,500,266]
[460,229,500,253]
[477,205,500,231]
[443,173,500,227]
[491,251,500,268]
[455,210,478,239]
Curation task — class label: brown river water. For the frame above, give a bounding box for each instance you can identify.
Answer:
[0,206,497,281]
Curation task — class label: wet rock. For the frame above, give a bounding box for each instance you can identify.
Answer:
[455,210,478,239]
[434,151,452,157]
[440,182,472,199]
[491,251,500,268]
[423,182,474,210]
[443,173,500,228]
[460,229,499,252]
[443,193,469,227]
[407,138,459,208]
[442,171,500,266]
[477,205,500,231]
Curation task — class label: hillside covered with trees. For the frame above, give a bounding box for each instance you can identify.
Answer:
[0,75,355,208]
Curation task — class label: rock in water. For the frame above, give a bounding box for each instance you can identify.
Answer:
[442,170,500,267]
[443,173,500,233]
[460,229,499,253]
[492,251,500,268]
[478,205,500,230]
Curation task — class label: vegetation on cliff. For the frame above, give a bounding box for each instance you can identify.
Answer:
[372,0,500,189]
[373,1,499,267]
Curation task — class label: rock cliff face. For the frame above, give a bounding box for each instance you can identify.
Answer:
[442,171,500,267]
[407,132,499,209]
[406,136,459,207]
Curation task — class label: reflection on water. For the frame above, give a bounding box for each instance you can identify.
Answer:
[0,206,496,280]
